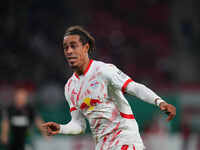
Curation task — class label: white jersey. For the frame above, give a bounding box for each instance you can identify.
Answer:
[64,60,145,150]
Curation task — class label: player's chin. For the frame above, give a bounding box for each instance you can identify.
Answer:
[68,62,78,69]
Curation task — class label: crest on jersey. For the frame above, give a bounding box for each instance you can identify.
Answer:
[90,80,99,89]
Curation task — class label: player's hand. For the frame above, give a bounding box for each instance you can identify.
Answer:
[159,102,176,121]
[42,122,60,136]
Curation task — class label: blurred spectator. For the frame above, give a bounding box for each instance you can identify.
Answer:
[0,88,46,150]
[181,114,191,150]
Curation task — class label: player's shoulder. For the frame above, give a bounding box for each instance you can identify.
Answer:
[93,60,116,70]
[93,60,117,77]
[93,60,106,67]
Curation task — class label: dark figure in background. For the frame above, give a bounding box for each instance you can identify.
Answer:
[0,88,46,150]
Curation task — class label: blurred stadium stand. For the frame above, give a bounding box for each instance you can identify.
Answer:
[1,0,200,149]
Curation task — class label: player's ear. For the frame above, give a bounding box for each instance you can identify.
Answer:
[84,43,89,53]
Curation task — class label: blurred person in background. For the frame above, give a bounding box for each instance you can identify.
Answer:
[43,26,176,150]
[0,88,46,150]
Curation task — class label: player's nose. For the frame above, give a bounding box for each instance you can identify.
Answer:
[66,47,73,55]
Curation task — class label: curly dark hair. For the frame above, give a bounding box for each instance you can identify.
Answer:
[64,25,96,53]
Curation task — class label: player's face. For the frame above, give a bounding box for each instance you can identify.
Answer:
[63,35,89,70]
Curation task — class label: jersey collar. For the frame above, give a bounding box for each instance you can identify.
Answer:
[74,59,93,80]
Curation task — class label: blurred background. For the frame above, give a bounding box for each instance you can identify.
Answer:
[0,0,200,149]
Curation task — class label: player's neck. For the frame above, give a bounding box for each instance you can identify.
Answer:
[75,57,90,75]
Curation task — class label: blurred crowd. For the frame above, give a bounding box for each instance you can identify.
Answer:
[1,0,200,150]
[0,0,178,87]
[1,0,200,87]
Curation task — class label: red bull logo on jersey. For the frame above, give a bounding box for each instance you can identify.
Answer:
[80,97,102,111]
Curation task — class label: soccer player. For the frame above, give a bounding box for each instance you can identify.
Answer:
[42,26,176,150]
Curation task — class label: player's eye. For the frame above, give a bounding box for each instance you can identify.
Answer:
[70,44,76,49]
[64,45,68,51]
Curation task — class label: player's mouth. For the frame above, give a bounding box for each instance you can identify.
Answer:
[67,57,78,65]
[67,57,77,61]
